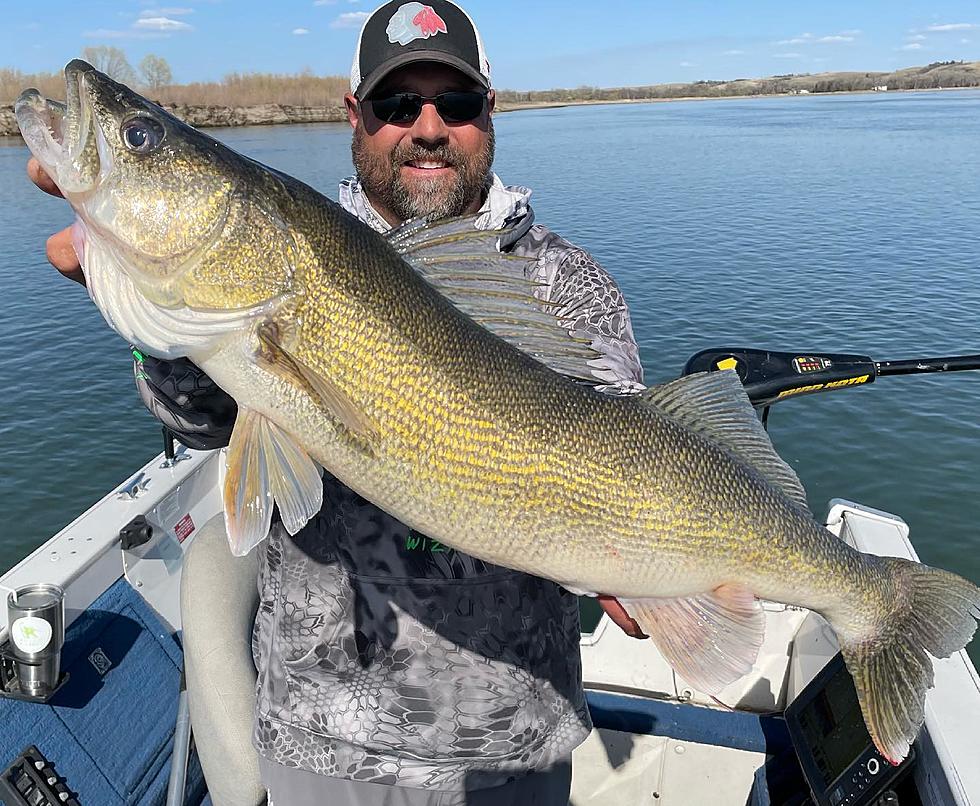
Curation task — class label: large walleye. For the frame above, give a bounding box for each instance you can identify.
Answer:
[18,61,980,763]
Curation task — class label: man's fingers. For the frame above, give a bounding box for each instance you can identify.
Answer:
[46,227,86,286]
[597,595,648,639]
[27,157,64,198]
[27,159,85,285]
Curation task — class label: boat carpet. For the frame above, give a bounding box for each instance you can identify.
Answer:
[1,577,208,805]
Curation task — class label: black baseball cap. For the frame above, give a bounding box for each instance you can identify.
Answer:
[350,1,492,100]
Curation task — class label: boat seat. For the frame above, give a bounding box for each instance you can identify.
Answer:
[181,514,266,806]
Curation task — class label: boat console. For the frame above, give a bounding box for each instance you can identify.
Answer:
[785,653,916,806]
[0,745,80,806]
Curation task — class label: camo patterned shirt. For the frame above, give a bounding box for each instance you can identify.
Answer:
[135,176,643,790]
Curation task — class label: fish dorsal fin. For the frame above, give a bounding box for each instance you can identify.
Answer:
[222,407,323,556]
[641,370,810,512]
[386,216,604,384]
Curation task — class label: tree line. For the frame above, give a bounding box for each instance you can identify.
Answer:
[0,47,347,108]
[1,47,171,104]
[496,61,980,104]
[3,49,978,108]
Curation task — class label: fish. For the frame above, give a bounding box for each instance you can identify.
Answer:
[17,60,980,764]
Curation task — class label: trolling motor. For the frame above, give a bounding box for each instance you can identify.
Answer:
[684,347,980,425]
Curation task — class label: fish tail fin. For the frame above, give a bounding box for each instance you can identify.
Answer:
[838,557,980,764]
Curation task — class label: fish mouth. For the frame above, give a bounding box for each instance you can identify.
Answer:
[15,60,108,196]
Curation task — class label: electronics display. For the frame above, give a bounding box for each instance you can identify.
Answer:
[785,653,914,806]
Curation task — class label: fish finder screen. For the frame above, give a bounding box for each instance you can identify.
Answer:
[795,664,869,786]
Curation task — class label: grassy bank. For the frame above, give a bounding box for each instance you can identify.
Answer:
[496,60,980,104]
[2,60,978,138]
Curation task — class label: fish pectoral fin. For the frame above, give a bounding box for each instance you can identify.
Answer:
[222,406,324,556]
[640,370,810,512]
[255,321,376,445]
[622,585,765,695]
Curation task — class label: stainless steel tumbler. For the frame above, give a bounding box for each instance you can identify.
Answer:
[6,583,65,697]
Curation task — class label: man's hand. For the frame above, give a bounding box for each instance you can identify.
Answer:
[27,157,85,286]
[598,595,648,639]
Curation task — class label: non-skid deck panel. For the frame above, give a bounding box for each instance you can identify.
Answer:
[1,577,207,805]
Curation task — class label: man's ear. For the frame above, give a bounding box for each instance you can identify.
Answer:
[344,93,360,130]
[487,89,496,116]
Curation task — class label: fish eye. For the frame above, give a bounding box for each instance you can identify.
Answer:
[121,117,165,154]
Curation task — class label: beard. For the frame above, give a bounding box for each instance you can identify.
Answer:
[352,122,496,222]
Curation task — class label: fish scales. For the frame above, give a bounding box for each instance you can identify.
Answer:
[282,215,811,600]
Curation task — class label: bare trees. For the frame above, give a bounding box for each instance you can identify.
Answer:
[80,47,138,85]
[77,47,172,92]
[140,55,173,90]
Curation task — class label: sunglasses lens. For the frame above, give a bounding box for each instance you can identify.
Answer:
[436,92,486,122]
[368,91,486,123]
[370,94,422,123]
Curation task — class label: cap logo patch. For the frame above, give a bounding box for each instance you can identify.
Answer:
[387,2,448,46]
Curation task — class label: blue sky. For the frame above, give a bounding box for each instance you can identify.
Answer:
[3,1,979,90]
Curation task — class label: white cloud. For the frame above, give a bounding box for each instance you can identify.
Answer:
[777,35,812,45]
[679,61,695,67]
[293,27,310,34]
[85,8,196,38]
[962,38,972,44]
[723,49,745,56]
[331,11,369,28]
[926,23,977,32]
[776,30,859,46]
[907,34,927,41]
[135,16,193,31]
[139,7,194,16]
[313,0,336,5]
[773,52,802,58]
[901,42,924,50]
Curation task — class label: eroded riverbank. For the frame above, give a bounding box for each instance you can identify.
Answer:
[0,102,349,137]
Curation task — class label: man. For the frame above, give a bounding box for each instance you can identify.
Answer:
[29,2,646,803]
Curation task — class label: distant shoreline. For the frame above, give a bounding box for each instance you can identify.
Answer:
[495,84,977,112]
[0,102,350,139]
[2,85,977,140]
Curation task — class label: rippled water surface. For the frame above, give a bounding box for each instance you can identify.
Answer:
[2,91,979,660]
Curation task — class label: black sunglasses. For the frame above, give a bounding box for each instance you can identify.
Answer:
[366,91,488,124]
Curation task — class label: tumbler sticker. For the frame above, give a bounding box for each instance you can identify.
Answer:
[11,616,52,653]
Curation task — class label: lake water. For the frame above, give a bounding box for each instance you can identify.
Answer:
[2,91,979,663]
